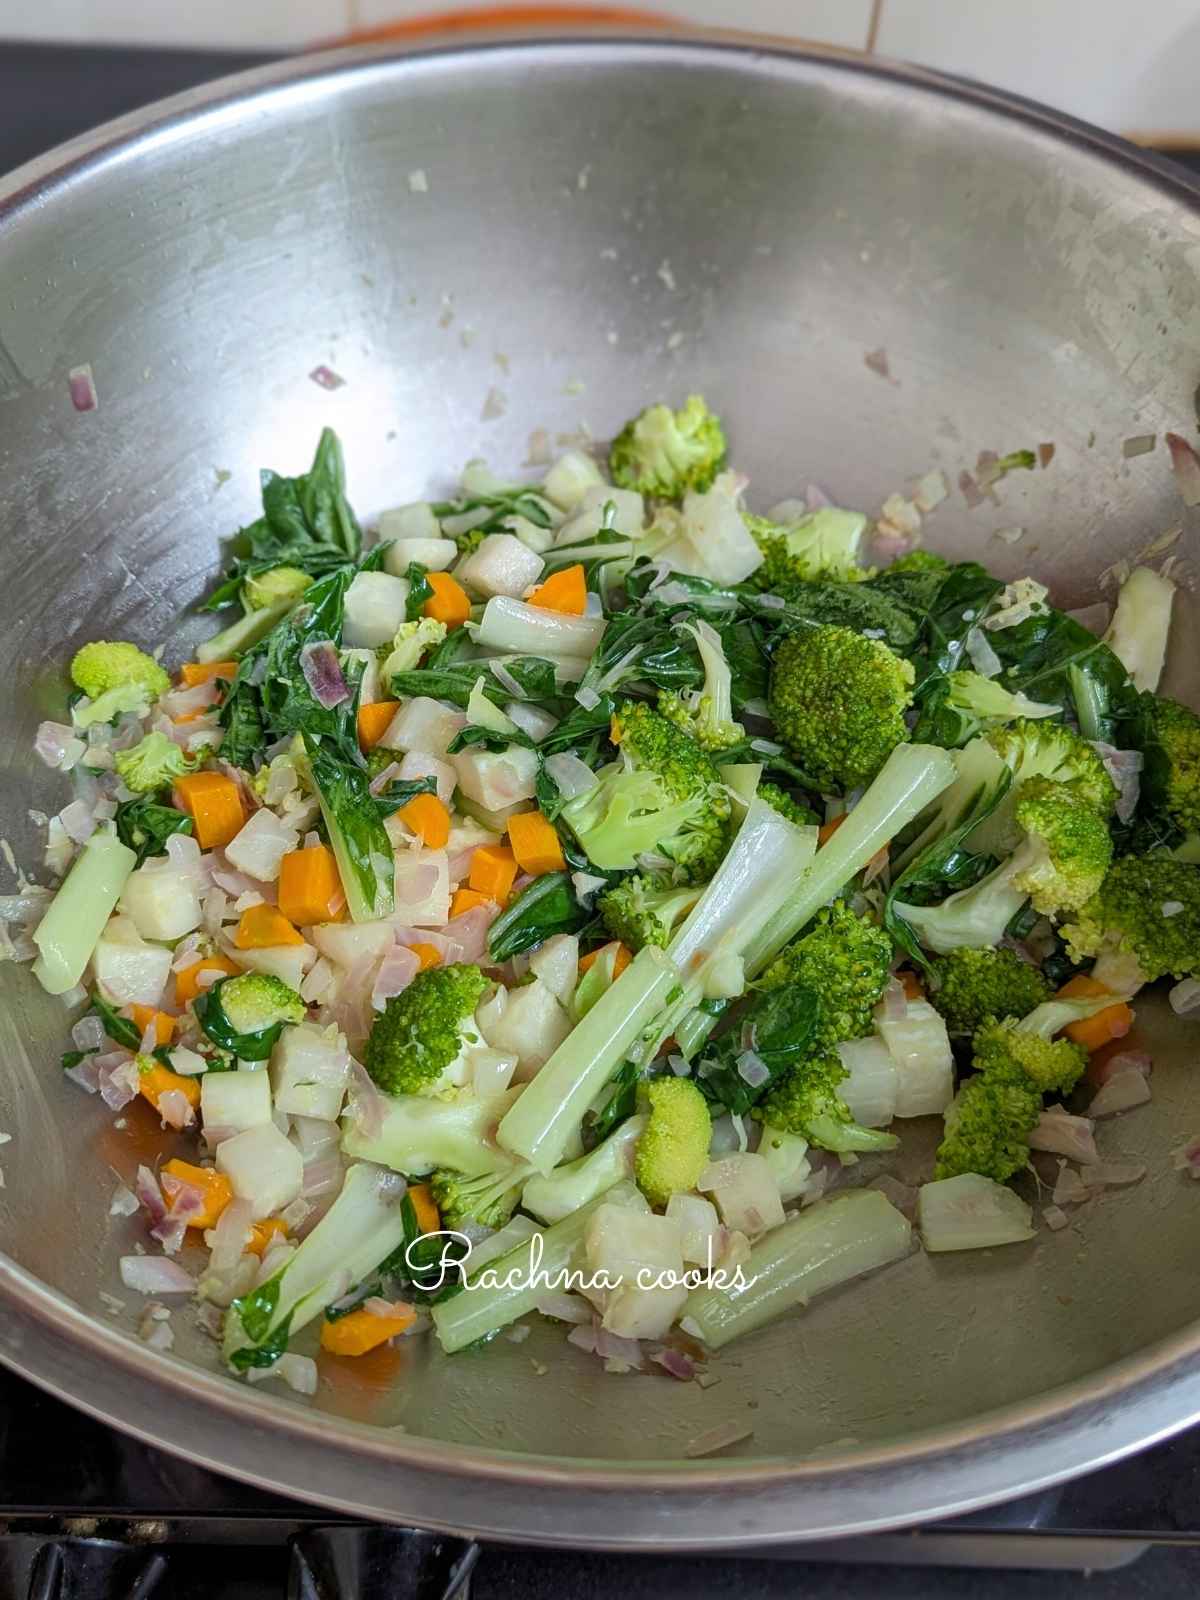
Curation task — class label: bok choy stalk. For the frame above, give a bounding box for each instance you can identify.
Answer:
[32,827,136,995]
[680,1188,912,1349]
[223,1162,409,1370]
[432,1180,645,1352]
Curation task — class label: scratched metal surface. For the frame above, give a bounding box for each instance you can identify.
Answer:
[0,36,1197,1545]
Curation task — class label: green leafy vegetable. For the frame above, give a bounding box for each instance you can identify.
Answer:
[113,798,194,867]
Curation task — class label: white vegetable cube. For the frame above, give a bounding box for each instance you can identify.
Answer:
[343,572,410,648]
[469,1045,519,1101]
[310,919,396,968]
[836,1034,899,1128]
[542,449,605,510]
[396,751,456,809]
[556,485,644,544]
[378,502,441,542]
[476,595,605,660]
[270,1022,351,1121]
[451,745,539,811]
[476,977,571,1078]
[388,846,450,927]
[456,534,544,600]
[585,1205,687,1341]
[383,535,458,573]
[756,1127,813,1203]
[528,934,578,1004]
[698,1153,785,1237]
[917,1173,1035,1253]
[118,865,202,942]
[878,1000,955,1118]
[234,943,317,989]
[215,1121,304,1217]
[664,477,763,586]
[201,1067,273,1142]
[223,808,300,883]
[383,696,466,759]
[93,917,173,1006]
[665,1193,722,1266]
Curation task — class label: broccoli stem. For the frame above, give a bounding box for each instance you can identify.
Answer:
[32,827,136,995]
[496,948,679,1174]
[680,1189,912,1350]
[431,1180,645,1352]
[222,1162,410,1367]
[196,597,296,663]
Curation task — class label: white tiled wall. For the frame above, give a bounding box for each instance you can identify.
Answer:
[2,0,1200,142]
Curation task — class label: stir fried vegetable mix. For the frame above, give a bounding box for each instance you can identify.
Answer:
[15,398,1198,1391]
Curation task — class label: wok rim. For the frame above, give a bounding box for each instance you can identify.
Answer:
[1,30,1199,1546]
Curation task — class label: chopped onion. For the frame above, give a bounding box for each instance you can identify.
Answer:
[735,1050,769,1088]
[650,1346,696,1381]
[535,1293,593,1324]
[64,1058,101,1093]
[119,1256,194,1295]
[1082,1161,1146,1189]
[571,871,608,905]
[109,1183,139,1217]
[1170,979,1200,1018]
[1052,1165,1088,1205]
[247,1352,318,1395]
[68,363,98,412]
[1087,1067,1152,1118]
[1029,1106,1099,1164]
[71,1014,107,1052]
[916,1173,1034,1252]
[1166,431,1200,506]
[685,1420,754,1458]
[134,1165,167,1227]
[965,627,1002,678]
[1092,1049,1152,1085]
[1042,1205,1070,1231]
[1171,1136,1200,1179]
[371,943,420,1012]
[299,641,348,709]
[1089,742,1143,825]
[545,752,598,800]
[347,1059,387,1141]
[1122,434,1156,458]
[567,1323,598,1354]
[309,365,345,391]
[157,1089,195,1131]
[209,1197,255,1277]
[594,1327,644,1370]
[57,798,98,845]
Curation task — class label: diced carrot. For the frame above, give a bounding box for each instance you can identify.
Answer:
[234,904,305,949]
[278,845,346,926]
[357,699,400,752]
[161,1159,233,1228]
[578,940,632,978]
[320,1304,417,1357]
[172,771,245,850]
[137,1062,201,1113]
[506,810,566,876]
[247,1216,289,1256]
[1055,975,1134,1051]
[174,953,241,1007]
[128,1006,177,1047]
[397,792,451,848]
[422,571,471,629]
[408,942,442,971]
[526,564,586,615]
[818,814,848,847]
[407,1182,440,1235]
[180,660,238,687]
[899,970,925,1003]
[469,843,518,903]
[450,887,493,918]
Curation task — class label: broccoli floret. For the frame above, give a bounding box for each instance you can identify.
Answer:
[380,617,448,681]
[887,550,951,575]
[1144,696,1200,834]
[971,1015,1088,1097]
[759,1049,899,1154]
[430,1164,527,1230]
[219,972,305,1035]
[655,619,744,751]
[746,507,873,590]
[561,701,731,881]
[757,783,819,828]
[70,640,169,704]
[363,964,489,1096]
[937,672,1062,745]
[934,1005,1088,1182]
[598,873,703,952]
[113,731,195,794]
[934,1072,1043,1183]
[769,625,915,792]
[1061,855,1200,983]
[243,566,313,611]
[928,946,1051,1036]
[759,900,892,1049]
[609,395,726,500]
[893,775,1113,953]
[633,1076,711,1207]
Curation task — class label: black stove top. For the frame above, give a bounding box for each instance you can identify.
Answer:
[3,37,1200,1598]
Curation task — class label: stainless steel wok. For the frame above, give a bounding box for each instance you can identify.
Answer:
[0,31,1198,1549]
